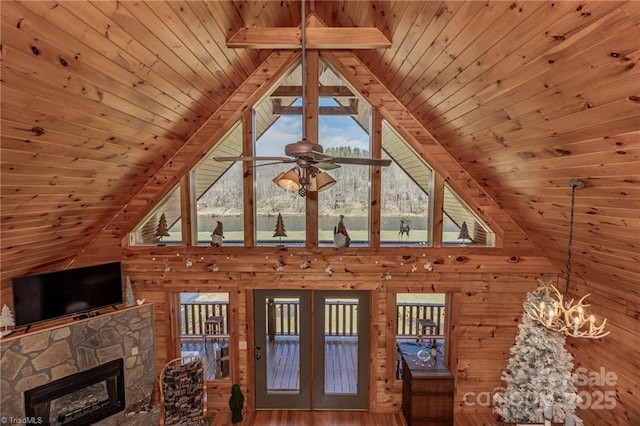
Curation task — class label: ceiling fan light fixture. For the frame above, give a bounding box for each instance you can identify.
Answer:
[272,171,285,185]
[309,170,336,192]
[276,168,301,191]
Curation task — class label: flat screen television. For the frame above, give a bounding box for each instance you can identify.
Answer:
[12,261,123,327]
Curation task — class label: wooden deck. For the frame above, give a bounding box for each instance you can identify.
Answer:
[181,337,229,381]
[266,336,358,394]
[267,336,300,391]
[182,335,357,393]
[323,336,358,394]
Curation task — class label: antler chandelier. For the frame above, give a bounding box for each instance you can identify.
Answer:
[528,280,608,339]
[527,179,609,339]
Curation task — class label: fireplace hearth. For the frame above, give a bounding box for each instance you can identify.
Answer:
[24,358,125,426]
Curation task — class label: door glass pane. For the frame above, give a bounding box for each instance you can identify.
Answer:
[266,298,300,394]
[324,298,358,394]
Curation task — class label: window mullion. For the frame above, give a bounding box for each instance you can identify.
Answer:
[243,109,255,247]
[305,49,320,247]
[180,174,193,247]
[370,108,382,247]
[432,172,445,248]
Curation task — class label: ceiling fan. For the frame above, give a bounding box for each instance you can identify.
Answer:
[213,139,391,171]
[213,1,391,196]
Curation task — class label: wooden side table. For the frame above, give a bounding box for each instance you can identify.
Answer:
[401,351,453,425]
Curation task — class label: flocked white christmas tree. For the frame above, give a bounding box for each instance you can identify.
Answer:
[494,283,582,425]
[1,304,15,337]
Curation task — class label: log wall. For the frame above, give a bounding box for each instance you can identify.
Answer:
[67,245,637,425]
[100,247,557,420]
[566,275,640,425]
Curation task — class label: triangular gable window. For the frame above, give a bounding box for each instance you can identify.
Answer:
[192,122,244,246]
[130,185,182,246]
[130,122,244,247]
[443,184,494,246]
[381,120,433,246]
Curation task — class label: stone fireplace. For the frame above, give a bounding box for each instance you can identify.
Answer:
[25,358,125,425]
[0,304,154,424]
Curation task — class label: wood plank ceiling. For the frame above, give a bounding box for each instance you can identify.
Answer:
[1,1,639,295]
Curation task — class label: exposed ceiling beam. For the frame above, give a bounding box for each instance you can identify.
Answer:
[272,99,358,116]
[272,86,356,98]
[227,27,391,49]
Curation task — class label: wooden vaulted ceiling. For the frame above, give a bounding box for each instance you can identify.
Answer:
[1,1,639,293]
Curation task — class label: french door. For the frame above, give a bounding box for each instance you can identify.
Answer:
[254,290,370,410]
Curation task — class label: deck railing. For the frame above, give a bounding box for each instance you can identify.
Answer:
[180,301,229,336]
[397,302,446,337]
[180,300,445,338]
[267,299,360,338]
[325,300,358,336]
[268,298,299,336]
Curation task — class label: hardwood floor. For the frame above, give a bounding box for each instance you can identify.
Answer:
[210,411,497,425]
[210,410,407,425]
[184,335,498,426]
[454,413,500,425]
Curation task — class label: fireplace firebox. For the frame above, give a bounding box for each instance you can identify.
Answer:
[24,358,125,426]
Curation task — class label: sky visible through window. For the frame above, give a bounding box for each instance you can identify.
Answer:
[257,98,369,157]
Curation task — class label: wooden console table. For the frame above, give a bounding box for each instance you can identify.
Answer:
[401,349,453,426]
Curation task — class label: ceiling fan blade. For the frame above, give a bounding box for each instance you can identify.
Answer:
[253,160,296,168]
[329,157,392,167]
[212,156,292,162]
[314,162,341,171]
[299,151,332,162]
